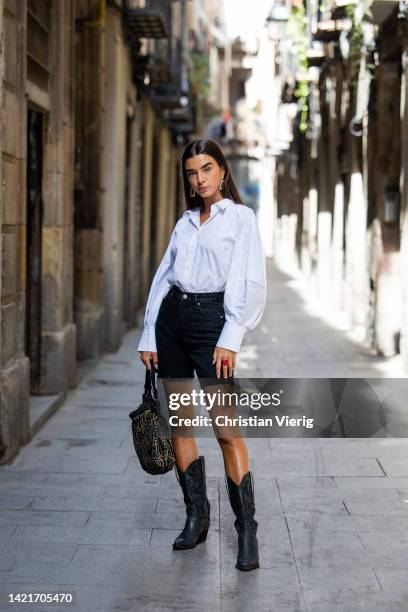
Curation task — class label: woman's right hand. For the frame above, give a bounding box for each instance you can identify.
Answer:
[139,351,158,371]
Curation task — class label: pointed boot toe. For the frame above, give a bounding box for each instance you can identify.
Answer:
[172,456,210,550]
[226,471,260,571]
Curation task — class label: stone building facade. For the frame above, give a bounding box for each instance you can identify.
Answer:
[271,0,408,375]
[0,0,229,463]
[0,0,76,463]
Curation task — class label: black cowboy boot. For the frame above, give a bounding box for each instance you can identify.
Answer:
[226,471,259,571]
[173,456,211,550]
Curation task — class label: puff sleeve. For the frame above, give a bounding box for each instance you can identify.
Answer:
[216,208,267,352]
[137,228,177,353]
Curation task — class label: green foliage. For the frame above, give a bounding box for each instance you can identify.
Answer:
[287,5,309,133]
[345,0,374,85]
[190,51,210,103]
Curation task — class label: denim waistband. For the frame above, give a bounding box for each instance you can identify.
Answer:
[168,285,224,304]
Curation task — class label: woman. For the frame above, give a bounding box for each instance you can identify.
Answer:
[138,139,266,571]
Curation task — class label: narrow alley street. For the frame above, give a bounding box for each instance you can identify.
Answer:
[0,260,407,612]
[2,1,408,610]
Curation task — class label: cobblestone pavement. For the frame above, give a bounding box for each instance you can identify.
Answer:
[0,260,407,611]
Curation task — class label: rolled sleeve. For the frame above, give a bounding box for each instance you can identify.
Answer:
[216,321,246,353]
[216,208,267,352]
[137,323,157,353]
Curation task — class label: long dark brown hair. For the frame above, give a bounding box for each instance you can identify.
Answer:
[181,139,243,210]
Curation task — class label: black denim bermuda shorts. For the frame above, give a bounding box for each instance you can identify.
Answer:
[155,284,230,380]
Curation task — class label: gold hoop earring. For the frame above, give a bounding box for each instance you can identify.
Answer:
[219,178,224,191]
[190,187,195,197]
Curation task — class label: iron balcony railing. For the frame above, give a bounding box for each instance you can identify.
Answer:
[123,0,170,39]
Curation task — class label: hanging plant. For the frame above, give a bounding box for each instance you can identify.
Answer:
[345,0,375,85]
[287,4,309,133]
[190,51,210,103]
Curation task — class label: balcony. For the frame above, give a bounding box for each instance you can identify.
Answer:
[147,38,173,84]
[125,2,172,87]
[313,18,351,42]
[307,43,325,67]
[123,0,170,39]
[150,40,188,107]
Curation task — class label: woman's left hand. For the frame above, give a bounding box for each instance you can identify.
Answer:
[213,347,237,379]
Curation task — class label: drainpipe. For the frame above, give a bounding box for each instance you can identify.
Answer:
[180,0,189,93]
[84,0,106,27]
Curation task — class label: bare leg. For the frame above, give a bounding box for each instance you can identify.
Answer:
[203,382,258,571]
[218,437,249,485]
[172,437,199,472]
[203,381,250,484]
[161,379,199,471]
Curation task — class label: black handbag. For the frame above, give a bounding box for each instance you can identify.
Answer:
[128,361,175,475]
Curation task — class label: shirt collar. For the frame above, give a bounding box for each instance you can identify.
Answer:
[183,198,234,217]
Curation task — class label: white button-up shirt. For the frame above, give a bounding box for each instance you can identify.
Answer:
[137,198,267,353]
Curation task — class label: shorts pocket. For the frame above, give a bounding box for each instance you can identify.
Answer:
[196,300,225,323]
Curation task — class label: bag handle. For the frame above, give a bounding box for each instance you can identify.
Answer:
[143,358,158,401]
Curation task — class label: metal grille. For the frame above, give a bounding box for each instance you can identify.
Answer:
[124,0,170,39]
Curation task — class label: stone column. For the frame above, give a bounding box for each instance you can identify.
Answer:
[134,99,144,311]
[166,145,177,238]
[123,93,142,327]
[314,66,345,309]
[345,146,368,329]
[176,150,185,218]
[344,74,369,332]
[316,105,333,306]
[74,0,106,359]
[258,155,275,259]
[329,65,345,312]
[372,62,402,357]
[297,138,311,277]
[155,124,171,267]
[41,0,76,392]
[141,98,154,303]
[275,156,299,273]
[102,7,127,351]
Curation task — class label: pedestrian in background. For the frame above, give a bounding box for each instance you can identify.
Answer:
[138,138,266,571]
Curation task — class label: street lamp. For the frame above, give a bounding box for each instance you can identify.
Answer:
[179,94,189,107]
[266,2,290,40]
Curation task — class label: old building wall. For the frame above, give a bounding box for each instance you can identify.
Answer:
[154,124,171,268]
[140,98,155,303]
[101,7,128,351]
[74,0,107,360]
[41,0,76,391]
[401,46,408,374]
[271,4,408,373]
[122,91,143,328]
[370,60,402,356]
[0,0,76,464]
[1,0,31,463]
[0,0,5,458]
[0,0,218,462]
